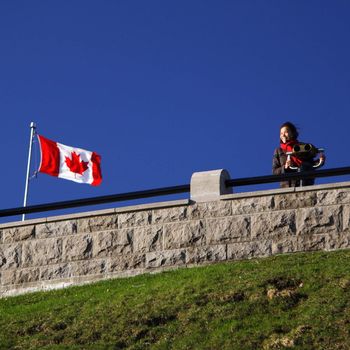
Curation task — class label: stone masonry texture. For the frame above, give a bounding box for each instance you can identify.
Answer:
[1,182,350,297]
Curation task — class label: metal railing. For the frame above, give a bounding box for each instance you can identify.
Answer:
[1,166,349,218]
[226,166,350,187]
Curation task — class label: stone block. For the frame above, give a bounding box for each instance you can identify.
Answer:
[71,259,107,277]
[0,243,22,269]
[186,245,227,264]
[296,234,326,251]
[163,221,206,250]
[40,263,72,281]
[92,231,114,258]
[152,206,187,224]
[77,215,118,233]
[297,206,342,235]
[272,238,298,255]
[110,254,146,272]
[118,211,151,228]
[206,216,250,244]
[343,204,350,232]
[22,239,63,267]
[251,211,296,239]
[1,225,35,243]
[1,269,16,285]
[227,241,272,260]
[231,196,274,215]
[317,189,350,206]
[133,225,163,253]
[325,233,350,251]
[63,234,93,261]
[93,229,133,257]
[1,268,40,286]
[36,221,77,239]
[188,201,232,219]
[273,192,317,211]
[146,249,186,269]
[112,229,133,254]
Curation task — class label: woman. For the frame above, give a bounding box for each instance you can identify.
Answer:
[272,122,324,188]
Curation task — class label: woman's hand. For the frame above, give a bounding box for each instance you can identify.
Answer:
[285,158,292,169]
[319,153,326,166]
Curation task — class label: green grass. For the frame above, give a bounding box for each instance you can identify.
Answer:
[1,250,350,349]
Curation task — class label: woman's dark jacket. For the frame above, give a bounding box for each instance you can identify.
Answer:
[272,146,315,188]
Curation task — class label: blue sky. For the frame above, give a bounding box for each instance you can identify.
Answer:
[1,1,350,222]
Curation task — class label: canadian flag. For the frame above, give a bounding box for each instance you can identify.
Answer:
[38,135,102,186]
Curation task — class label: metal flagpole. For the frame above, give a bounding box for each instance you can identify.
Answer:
[22,122,36,221]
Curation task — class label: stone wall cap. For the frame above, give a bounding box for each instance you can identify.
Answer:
[0,199,190,228]
[294,180,350,192]
[221,187,295,200]
[221,180,350,200]
[0,217,47,229]
[114,199,190,213]
[46,208,117,222]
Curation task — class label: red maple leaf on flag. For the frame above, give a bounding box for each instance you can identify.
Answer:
[65,152,89,175]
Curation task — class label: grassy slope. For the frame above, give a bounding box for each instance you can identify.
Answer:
[1,250,350,350]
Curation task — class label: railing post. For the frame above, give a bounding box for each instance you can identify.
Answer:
[190,169,233,203]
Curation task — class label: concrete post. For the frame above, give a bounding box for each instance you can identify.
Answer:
[190,169,232,202]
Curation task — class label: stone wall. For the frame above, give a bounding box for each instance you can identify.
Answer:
[1,181,350,297]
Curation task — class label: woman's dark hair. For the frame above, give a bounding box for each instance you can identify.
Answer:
[280,121,299,140]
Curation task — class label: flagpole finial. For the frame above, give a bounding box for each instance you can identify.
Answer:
[30,122,36,129]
